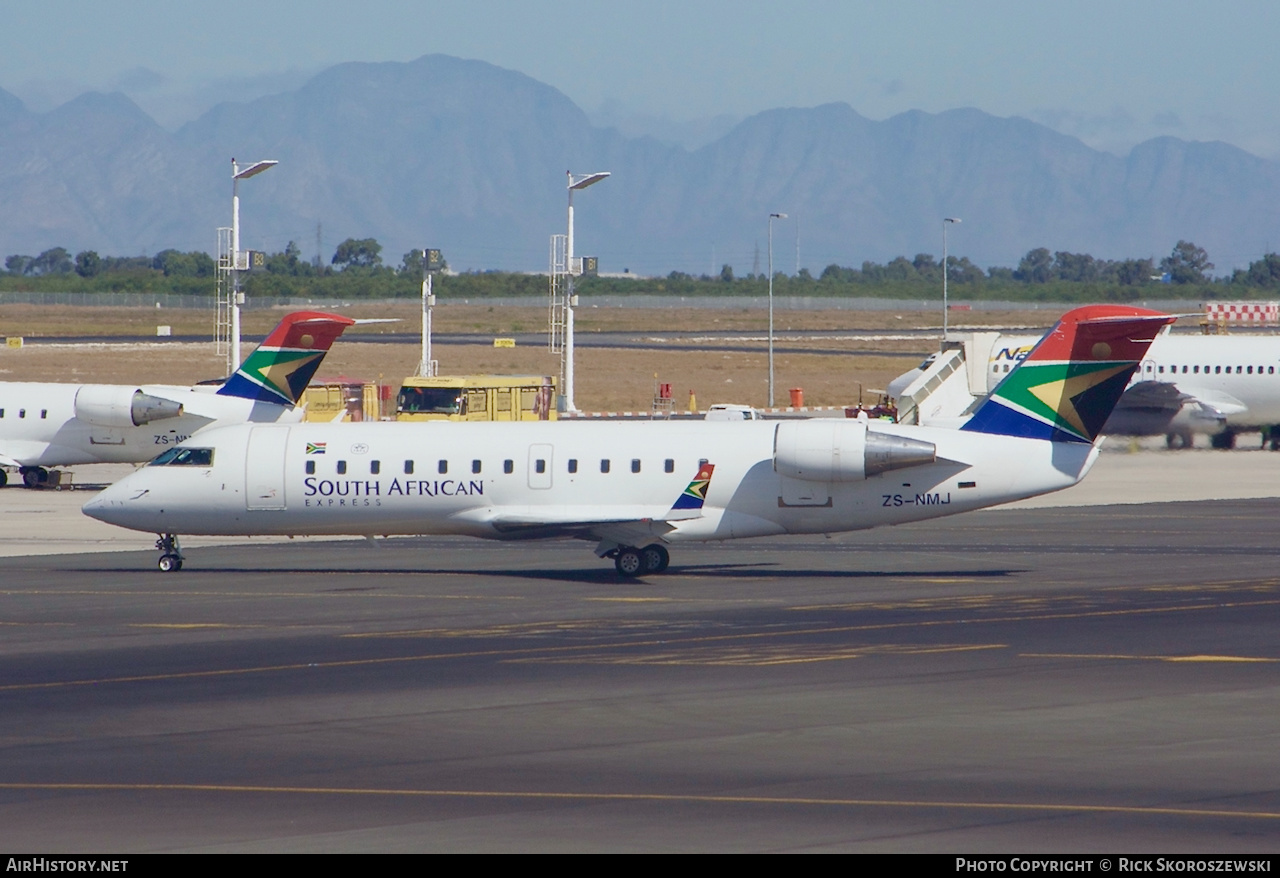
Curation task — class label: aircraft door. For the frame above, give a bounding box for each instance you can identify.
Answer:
[528,443,553,490]
[245,426,289,510]
[1140,358,1157,380]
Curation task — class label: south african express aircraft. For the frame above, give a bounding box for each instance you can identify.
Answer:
[84,305,1172,575]
[0,311,354,487]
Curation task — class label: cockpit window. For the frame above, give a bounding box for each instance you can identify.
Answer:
[150,447,215,466]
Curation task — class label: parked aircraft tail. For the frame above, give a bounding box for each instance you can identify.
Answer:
[961,305,1174,443]
[217,311,357,406]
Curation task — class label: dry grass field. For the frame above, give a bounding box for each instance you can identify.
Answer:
[0,301,1171,412]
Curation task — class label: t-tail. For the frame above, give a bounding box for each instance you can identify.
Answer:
[961,305,1175,444]
[217,311,357,406]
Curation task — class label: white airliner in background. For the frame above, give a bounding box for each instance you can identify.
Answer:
[891,326,1280,448]
[986,329,1280,447]
[0,311,354,487]
[85,305,1172,575]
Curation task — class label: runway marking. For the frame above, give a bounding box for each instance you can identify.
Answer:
[1,782,1278,821]
[509,643,1005,667]
[1024,652,1280,663]
[7,593,1280,692]
[129,623,256,630]
[584,597,675,603]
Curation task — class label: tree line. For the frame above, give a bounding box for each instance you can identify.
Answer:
[4,238,1280,301]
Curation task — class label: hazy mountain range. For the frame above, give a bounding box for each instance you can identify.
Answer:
[2,53,1278,276]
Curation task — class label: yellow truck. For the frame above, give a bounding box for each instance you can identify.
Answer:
[395,375,557,421]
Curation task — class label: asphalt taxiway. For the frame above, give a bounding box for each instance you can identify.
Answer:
[1,450,1279,851]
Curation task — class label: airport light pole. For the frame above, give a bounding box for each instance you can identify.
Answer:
[768,212,788,407]
[564,170,609,412]
[230,158,278,365]
[942,217,961,340]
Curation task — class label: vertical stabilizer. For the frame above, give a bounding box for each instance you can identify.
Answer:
[961,305,1174,443]
[217,311,357,406]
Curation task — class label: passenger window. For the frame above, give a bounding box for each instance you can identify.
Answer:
[41,409,47,419]
[337,460,347,475]
[665,459,674,473]
[631,459,641,473]
[1194,366,1200,374]
[1248,366,1254,374]
[306,460,316,475]
[438,460,448,474]
[503,459,514,474]
[404,460,414,475]
[472,459,481,474]
[601,459,611,473]
[19,409,25,418]
[1158,366,1164,374]
[370,460,380,475]
[568,459,578,474]
[535,459,546,474]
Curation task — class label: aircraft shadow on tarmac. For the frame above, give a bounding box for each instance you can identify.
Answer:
[62,559,1026,584]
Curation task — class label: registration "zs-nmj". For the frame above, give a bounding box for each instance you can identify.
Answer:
[882,492,951,507]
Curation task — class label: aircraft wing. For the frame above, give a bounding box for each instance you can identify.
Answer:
[460,505,682,543]
[1105,380,1239,436]
[1173,385,1249,417]
[455,463,717,546]
[0,450,24,468]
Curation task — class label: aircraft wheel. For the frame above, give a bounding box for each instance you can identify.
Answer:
[641,544,670,574]
[0,470,7,488]
[1210,430,1236,450]
[158,553,183,573]
[614,547,643,578]
[21,467,48,489]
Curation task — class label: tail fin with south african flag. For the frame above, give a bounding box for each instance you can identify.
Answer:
[217,311,357,407]
[961,305,1175,444]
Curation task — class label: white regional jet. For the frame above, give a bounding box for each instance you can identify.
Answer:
[0,311,355,487]
[85,305,1172,575]
[984,329,1280,448]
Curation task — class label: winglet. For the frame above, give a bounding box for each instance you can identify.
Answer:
[667,462,715,518]
[217,311,357,406]
[961,305,1175,444]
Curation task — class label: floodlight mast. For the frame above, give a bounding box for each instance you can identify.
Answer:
[768,212,788,407]
[563,170,610,412]
[943,217,961,340]
[229,158,278,368]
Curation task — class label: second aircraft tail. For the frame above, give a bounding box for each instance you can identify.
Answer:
[217,311,357,406]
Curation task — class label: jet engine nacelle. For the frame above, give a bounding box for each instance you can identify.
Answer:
[74,385,184,427]
[774,420,936,482]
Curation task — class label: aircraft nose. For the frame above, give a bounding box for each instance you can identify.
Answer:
[82,480,148,528]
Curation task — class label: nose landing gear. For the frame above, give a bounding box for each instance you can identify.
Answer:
[155,533,184,572]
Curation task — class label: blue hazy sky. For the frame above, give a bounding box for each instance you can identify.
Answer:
[4,0,1278,157]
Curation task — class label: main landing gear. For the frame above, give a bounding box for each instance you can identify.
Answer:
[610,543,670,578]
[156,533,184,572]
[20,466,49,489]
